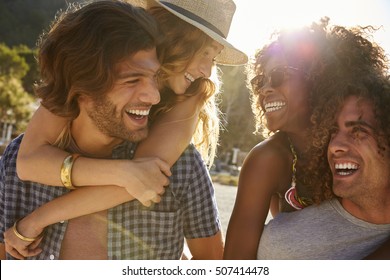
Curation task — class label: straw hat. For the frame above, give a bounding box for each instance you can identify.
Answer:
[126,0,248,65]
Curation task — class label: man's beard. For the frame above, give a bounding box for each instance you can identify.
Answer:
[86,97,148,143]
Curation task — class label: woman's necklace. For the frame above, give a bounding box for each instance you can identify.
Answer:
[284,137,312,210]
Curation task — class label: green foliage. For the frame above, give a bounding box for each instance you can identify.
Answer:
[15,45,40,94]
[0,44,36,134]
[0,76,35,133]
[0,43,29,78]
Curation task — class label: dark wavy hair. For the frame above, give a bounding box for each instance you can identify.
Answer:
[307,25,390,202]
[35,0,162,120]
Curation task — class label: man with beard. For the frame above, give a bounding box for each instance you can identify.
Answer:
[257,88,390,259]
[256,66,390,259]
[0,1,222,260]
[251,24,390,260]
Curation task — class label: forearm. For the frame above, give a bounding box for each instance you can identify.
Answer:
[21,186,132,234]
[135,94,201,165]
[17,106,69,185]
[19,146,131,188]
[19,96,201,185]
[186,231,224,260]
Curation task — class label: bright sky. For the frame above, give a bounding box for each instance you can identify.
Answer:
[229,0,390,62]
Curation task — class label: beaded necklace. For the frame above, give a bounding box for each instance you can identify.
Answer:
[284,137,312,210]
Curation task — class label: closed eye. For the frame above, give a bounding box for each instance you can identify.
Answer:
[124,79,139,85]
[351,126,370,139]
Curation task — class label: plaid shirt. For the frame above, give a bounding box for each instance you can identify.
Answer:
[0,134,220,259]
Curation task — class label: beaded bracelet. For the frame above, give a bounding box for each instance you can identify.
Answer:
[13,219,44,242]
[60,154,80,190]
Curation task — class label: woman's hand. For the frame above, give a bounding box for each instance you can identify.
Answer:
[3,217,45,259]
[115,157,172,207]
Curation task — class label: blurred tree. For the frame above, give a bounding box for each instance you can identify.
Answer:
[0,44,35,134]
[0,76,35,133]
[0,43,28,78]
[14,45,39,94]
[218,65,263,158]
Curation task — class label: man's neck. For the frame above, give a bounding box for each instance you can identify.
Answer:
[70,116,123,158]
[341,194,390,224]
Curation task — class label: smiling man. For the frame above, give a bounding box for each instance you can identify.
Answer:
[257,81,390,259]
[329,95,390,226]
[255,23,390,259]
[1,0,226,260]
[0,1,171,260]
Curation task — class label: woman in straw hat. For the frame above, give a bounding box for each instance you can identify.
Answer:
[6,0,247,259]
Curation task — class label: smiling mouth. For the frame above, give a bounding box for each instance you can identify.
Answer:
[334,162,359,176]
[264,101,286,113]
[125,109,150,120]
[184,72,195,83]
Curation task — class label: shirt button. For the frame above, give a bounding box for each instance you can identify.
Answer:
[60,220,65,224]
[50,254,55,260]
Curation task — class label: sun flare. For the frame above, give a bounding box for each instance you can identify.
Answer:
[230,0,390,60]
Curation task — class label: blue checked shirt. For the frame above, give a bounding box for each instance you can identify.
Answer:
[0,134,220,259]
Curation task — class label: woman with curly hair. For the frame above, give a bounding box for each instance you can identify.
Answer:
[224,20,389,259]
[3,0,247,259]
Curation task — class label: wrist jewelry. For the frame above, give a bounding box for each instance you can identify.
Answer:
[60,153,80,190]
[13,219,43,242]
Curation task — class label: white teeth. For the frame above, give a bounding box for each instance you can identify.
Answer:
[126,109,150,116]
[335,163,358,170]
[334,162,358,176]
[184,72,195,82]
[264,101,286,113]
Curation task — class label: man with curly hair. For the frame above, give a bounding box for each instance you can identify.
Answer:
[256,25,390,259]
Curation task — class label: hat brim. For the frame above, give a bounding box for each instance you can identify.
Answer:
[127,0,248,65]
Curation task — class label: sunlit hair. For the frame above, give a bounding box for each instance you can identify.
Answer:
[35,0,162,120]
[307,25,389,202]
[247,18,330,137]
[148,6,221,166]
[247,20,390,203]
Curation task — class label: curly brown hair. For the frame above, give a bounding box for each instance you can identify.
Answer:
[247,19,389,203]
[308,25,390,202]
[247,18,331,137]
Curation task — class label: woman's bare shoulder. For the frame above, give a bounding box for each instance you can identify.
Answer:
[247,132,290,162]
[238,132,292,203]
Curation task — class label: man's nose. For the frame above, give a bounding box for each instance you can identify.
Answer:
[328,131,349,155]
[139,78,160,105]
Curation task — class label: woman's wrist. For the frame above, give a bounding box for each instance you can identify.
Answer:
[13,218,44,242]
[16,214,45,238]
[72,157,127,188]
[113,160,137,188]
